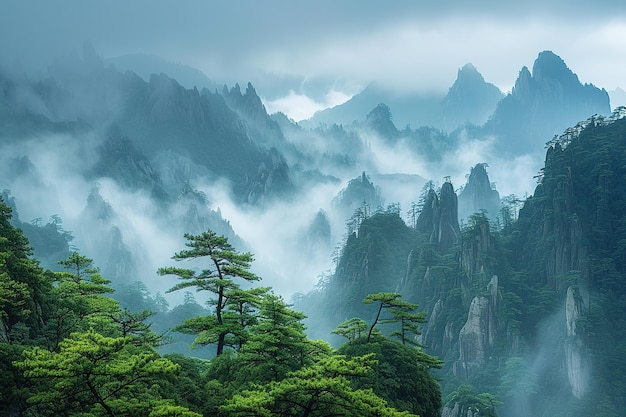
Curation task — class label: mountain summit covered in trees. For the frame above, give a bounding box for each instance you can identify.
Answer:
[1,46,625,416]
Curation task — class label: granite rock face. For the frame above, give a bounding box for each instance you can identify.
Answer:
[565,286,590,398]
[441,402,479,417]
[455,276,500,380]
[415,181,460,252]
[440,63,504,131]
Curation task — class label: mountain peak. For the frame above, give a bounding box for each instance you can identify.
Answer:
[440,63,503,128]
[458,163,501,222]
[512,66,533,96]
[532,50,579,85]
[447,63,499,94]
[365,103,399,139]
[457,63,482,81]
[490,51,610,155]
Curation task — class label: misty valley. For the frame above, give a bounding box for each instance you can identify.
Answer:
[2,46,626,417]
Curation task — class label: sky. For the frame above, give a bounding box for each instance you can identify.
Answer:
[1,1,626,120]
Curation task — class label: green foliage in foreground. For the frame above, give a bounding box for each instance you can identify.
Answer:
[0,206,442,417]
[15,329,180,416]
[221,354,416,417]
[339,336,442,417]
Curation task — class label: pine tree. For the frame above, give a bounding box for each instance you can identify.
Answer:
[158,230,260,355]
[238,294,312,382]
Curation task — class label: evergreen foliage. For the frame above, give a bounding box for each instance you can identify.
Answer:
[338,337,442,417]
[221,354,415,417]
[302,114,626,416]
[158,230,260,355]
[0,218,435,416]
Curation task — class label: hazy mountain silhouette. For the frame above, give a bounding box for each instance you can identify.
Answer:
[304,64,503,133]
[486,50,610,154]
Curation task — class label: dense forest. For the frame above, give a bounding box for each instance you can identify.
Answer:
[0,202,442,416]
[3,111,626,416]
[296,110,626,416]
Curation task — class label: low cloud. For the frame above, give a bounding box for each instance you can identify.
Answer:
[263,88,353,121]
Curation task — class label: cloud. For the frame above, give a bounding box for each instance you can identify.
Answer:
[360,128,542,209]
[2,1,625,97]
[0,0,623,301]
[194,178,347,297]
[262,89,353,121]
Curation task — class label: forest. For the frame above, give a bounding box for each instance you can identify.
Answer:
[0,204,443,417]
[295,112,626,416]
[3,110,626,417]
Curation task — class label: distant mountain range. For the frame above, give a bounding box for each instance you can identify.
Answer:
[303,51,611,156]
[0,47,617,297]
[303,63,504,132]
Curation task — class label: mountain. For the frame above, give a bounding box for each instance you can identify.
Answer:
[0,47,297,204]
[414,181,460,251]
[4,46,626,416]
[302,82,442,129]
[486,50,610,155]
[304,64,503,133]
[105,53,217,91]
[364,103,400,141]
[332,172,384,222]
[298,110,626,416]
[440,63,504,131]
[457,163,501,223]
[609,87,626,108]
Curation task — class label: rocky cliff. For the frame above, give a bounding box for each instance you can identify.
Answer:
[304,112,626,416]
[565,286,590,399]
[415,181,460,251]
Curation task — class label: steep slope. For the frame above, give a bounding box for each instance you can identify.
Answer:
[1,48,296,203]
[415,181,461,252]
[301,108,626,417]
[497,109,626,416]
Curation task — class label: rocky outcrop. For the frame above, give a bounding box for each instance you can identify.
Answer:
[455,276,500,380]
[459,215,492,284]
[221,82,289,151]
[565,286,590,398]
[365,103,399,142]
[421,297,457,356]
[458,163,501,223]
[123,72,293,202]
[332,172,383,223]
[415,181,460,251]
[441,402,479,417]
[92,130,170,201]
[246,148,294,205]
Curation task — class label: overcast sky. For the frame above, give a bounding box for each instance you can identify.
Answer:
[2,0,625,119]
